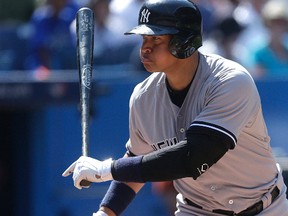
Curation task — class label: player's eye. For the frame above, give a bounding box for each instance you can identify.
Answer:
[152,36,161,41]
[142,35,150,42]
[141,35,163,44]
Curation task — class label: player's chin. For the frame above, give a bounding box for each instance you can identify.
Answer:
[142,63,157,73]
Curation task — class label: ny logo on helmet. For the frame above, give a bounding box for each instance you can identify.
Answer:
[140,8,151,23]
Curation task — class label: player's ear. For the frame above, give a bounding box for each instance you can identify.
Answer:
[169,34,201,59]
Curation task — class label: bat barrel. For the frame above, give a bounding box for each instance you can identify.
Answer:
[76,7,94,157]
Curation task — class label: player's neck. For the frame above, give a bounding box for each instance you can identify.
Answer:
[165,52,199,91]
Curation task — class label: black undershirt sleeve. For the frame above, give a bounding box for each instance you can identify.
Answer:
[112,125,235,182]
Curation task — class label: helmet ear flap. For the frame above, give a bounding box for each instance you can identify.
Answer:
[169,34,202,59]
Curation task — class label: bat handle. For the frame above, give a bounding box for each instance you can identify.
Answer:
[80,151,92,187]
[80,179,92,187]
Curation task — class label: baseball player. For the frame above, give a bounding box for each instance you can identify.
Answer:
[63,0,288,215]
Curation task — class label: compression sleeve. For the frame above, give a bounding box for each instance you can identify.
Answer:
[112,124,235,182]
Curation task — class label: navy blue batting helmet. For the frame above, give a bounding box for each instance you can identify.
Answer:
[125,0,203,59]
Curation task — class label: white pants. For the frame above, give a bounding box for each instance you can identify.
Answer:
[175,192,288,216]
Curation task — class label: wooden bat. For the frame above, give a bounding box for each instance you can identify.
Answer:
[76,7,94,187]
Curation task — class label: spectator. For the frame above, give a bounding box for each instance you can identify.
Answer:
[193,0,215,37]
[25,0,79,72]
[108,0,144,38]
[201,15,244,63]
[251,0,288,78]
[108,0,146,69]
[232,0,269,74]
[70,0,139,66]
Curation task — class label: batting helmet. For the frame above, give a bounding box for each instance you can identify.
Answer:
[124,0,203,59]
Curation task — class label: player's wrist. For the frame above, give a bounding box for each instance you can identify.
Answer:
[98,158,113,181]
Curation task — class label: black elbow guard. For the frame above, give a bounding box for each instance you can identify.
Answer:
[186,122,236,179]
[139,123,236,182]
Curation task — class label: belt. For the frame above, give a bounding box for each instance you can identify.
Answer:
[185,186,280,216]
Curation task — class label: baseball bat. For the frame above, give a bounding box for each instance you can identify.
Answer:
[76,7,94,187]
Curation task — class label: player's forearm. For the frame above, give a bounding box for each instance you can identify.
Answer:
[112,127,233,182]
[111,145,186,182]
[121,153,145,192]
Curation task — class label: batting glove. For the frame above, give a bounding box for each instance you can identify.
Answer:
[62,156,113,189]
[92,211,109,216]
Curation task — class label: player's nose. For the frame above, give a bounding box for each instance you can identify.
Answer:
[141,45,152,54]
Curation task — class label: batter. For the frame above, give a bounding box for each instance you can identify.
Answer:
[63,0,288,215]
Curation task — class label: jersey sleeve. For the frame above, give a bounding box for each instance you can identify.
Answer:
[193,70,260,143]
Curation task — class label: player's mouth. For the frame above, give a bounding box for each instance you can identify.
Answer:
[140,54,153,64]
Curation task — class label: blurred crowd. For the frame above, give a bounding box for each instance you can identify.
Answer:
[198,0,288,79]
[0,0,287,79]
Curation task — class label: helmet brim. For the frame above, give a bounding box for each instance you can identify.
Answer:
[124,24,179,35]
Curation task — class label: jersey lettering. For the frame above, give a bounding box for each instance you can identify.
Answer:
[151,137,178,151]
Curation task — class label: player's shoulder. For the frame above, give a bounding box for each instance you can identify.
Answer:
[200,52,254,83]
[201,52,247,71]
[132,72,165,98]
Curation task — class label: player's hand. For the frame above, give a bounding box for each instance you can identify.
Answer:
[62,156,113,189]
[92,211,109,216]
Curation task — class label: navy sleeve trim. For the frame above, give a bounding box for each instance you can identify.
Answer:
[191,121,237,148]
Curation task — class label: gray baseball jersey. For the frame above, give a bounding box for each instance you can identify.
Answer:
[126,52,288,215]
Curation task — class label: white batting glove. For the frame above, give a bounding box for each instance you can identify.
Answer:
[62,156,113,189]
[92,211,108,216]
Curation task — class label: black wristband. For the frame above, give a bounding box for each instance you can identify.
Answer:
[100,181,136,215]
